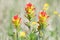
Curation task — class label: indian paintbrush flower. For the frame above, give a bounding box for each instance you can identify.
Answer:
[25,3,35,14]
[37,10,49,37]
[38,10,49,31]
[12,15,21,28]
[12,15,21,40]
[38,11,49,23]
[25,3,35,21]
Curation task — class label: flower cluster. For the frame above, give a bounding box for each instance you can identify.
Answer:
[8,3,50,40]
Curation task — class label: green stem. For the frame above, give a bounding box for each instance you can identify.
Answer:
[16,28,18,40]
[55,16,58,40]
[56,26,58,40]
[42,31,44,40]
[42,29,45,40]
[38,31,41,40]
[16,31,18,40]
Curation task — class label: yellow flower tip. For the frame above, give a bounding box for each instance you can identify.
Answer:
[53,11,58,15]
[43,3,49,10]
[32,22,37,25]
[44,3,49,7]
[20,31,26,37]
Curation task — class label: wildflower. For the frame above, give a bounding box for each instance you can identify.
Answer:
[43,3,49,11]
[25,3,35,21]
[32,22,37,25]
[19,31,26,37]
[53,11,58,15]
[38,10,49,37]
[12,15,21,27]
[37,11,49,31]
[38,11,49,22]
[25,3,35,14]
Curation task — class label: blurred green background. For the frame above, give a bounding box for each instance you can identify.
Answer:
[0,0,60,40]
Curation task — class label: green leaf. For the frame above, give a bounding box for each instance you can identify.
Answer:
[25,22,31,29]
[8,22,14,37]
[29,32,37,40]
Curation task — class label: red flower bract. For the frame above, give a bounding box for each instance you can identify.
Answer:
[40,11,46,16]
[38,11,49,19]
[26,3,32,7]
[14,15,18,20]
